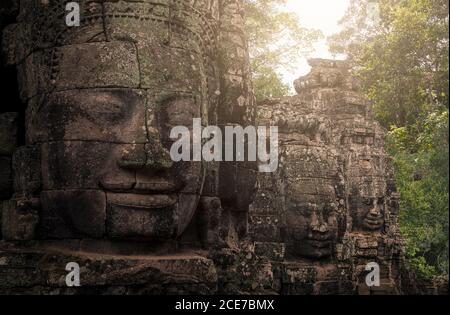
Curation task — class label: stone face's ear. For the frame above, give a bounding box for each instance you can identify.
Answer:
[0,113,17,156]
[2,23,24,67]
[197,196,224,249]
[12,145,41,197]
[2,197,39,241]
[0,1,21,65]
[0,113,18,203]
[1,23,15,66]
[388,192,401,216]
[219,162,258,213]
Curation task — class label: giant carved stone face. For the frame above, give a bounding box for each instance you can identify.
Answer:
[10,0,223,242]
[283,145,340,259]
[353,196,385,231]
[350,183,386,232]
[286,200,338,259]
[337,118,387,233]
[347,151,387,232]
[29,90,205,240]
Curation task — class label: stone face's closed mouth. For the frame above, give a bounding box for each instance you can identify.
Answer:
[100,179,180,194]
[364,219,383,229]
[364,213,384,229]
[307,240,331,249]
[134,180,179,193]
[100,181,135,192]
[306,236,332,249]
[107,193,177,210]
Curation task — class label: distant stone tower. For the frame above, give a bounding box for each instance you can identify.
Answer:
[251,59,420,295]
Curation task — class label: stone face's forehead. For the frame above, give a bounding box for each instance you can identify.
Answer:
[352,177,387,197]
[9,0,219,99]
[16,0,219,49]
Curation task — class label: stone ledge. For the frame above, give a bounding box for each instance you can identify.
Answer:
[0,242,218,295]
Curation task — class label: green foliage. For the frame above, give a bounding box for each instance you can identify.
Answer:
[252,66,290,101]
[331,0,449,279]
[388,111,449,278]
[330,0,449,129]
[244,0,322,100]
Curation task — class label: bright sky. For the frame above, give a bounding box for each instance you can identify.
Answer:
[281,0,350,86]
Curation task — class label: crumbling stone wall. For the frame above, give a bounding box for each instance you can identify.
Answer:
[0,0,21,240]
[0,0,259,295]
[250,59,421,295]
[0,2,422,295]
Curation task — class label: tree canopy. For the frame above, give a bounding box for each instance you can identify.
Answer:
[246,0,448,279]
[243,0,322,100]
[329,0,449,278]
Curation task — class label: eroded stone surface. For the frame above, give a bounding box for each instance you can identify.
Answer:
[0,0,258,295]
[0,243,218,295]
[0,113,17,155]
[2,0,255,245]
[0,156,12,200]
[250,58,422,295]
[0,1,428,295]
[1,197,39,241]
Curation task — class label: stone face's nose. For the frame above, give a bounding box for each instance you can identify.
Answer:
[143,141,174,171]
[312,222,329,234]
[118,142,173,172]
[117,97,174,172]
[369,200,381,215]
[118,113,174,173]
[311,210,329,234]
[118,144,146,170]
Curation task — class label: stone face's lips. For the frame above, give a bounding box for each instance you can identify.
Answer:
[107,193,177,210]
[134,180,179,193]
[305,233,332,249]
[364,216,384,230]
[306,239,332,249]
[100,179,180,193]
[100,181,135,192]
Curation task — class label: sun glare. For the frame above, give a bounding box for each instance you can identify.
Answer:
[281,0,350,84]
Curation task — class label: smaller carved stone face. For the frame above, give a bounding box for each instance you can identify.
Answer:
[347,152,387,232]
[282,145,341,259]
[351,194,385,232]
[286,201,338,259]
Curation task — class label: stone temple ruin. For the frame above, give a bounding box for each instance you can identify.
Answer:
[252,58,420,295]
[0,1,422,294]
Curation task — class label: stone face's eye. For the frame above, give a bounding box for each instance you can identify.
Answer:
[158,96,201,143]
[322,205,333,217]
[166,98,200,127]
[366,137,374,145]
[81,97,127,122]
[298,205,314,217]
